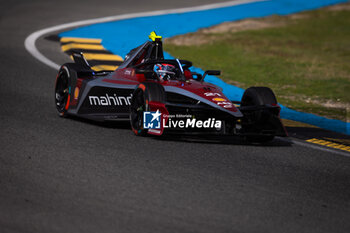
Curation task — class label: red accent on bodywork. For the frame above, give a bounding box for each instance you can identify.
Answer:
[136,74,146,82]
[147,101,169,136]
[184,70,193,80]
[139,84,146,91]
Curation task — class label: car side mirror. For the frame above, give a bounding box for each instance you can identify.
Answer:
[203,70,221,81]
[191,72,203,81]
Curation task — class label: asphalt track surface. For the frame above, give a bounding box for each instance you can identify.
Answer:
[0,0,349,232]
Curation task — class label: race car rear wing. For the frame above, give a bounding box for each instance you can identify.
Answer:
[69,51,111,75]
[71,51,91,70]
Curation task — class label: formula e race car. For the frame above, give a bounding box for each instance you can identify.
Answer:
[55,31,287,142]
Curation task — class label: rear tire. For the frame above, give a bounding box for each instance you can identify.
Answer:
[241,87,277,143]
[55,66,70,117]
[55,64,79,117]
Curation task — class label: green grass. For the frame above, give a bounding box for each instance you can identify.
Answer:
[165,6,350,121]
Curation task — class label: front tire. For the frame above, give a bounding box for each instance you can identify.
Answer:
[130,87,148,136]
[130,83,165,136]
[241,87,278,143]
[241,86,277,107]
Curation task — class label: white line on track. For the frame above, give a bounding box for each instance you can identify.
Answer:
[24,0,349,157]
[24,0,263,70]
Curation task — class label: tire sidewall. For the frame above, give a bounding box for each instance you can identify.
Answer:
[55,65,71,117]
